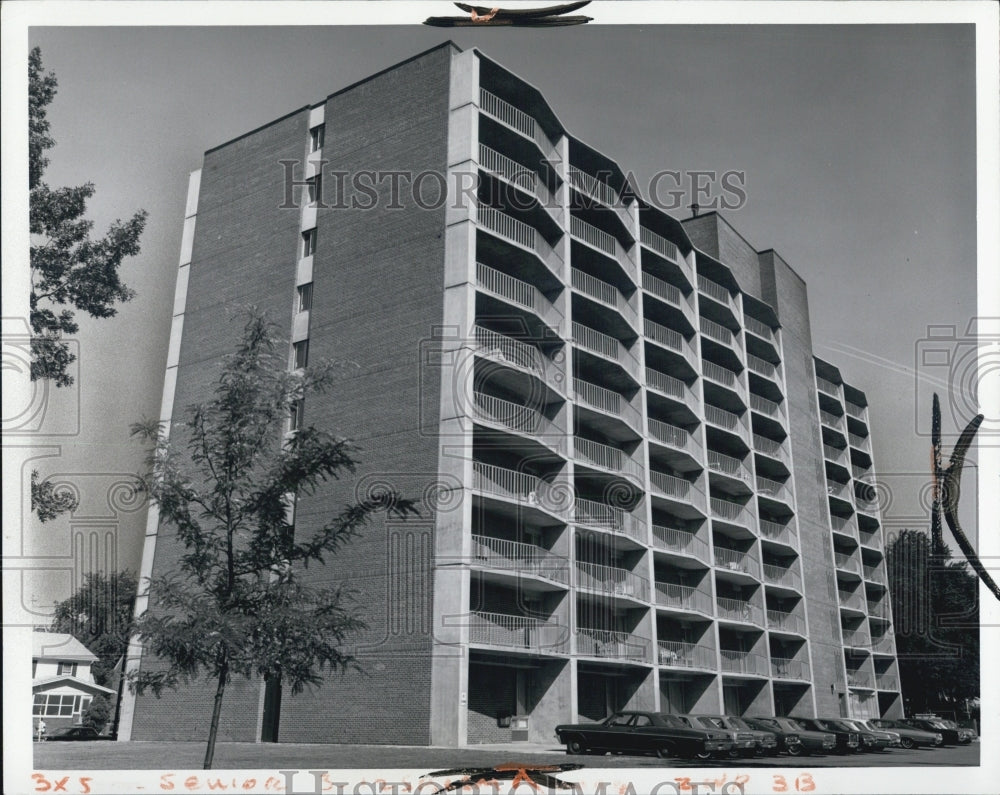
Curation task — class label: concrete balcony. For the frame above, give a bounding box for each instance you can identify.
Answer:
[753,433,790,466]
[654,582,714,616]
[573,436,643,484]
[701,316,743,359]
[649,418,703,462]
[651,524,710,563]
[744,315,776,347]
[747,353,781,385]
[573,377,642,435]
[471,461,569,519]
[571,267,639,330]
[846,401,868,422]
[714,546,760,580]
[476,204,562,278]
[657,640,716,671]
[710,496,755,531]
[470,535,569,586]
[575,560,650,602]
[697,273,739,318]
[650,470,706,514]
[720,649,769,677]
[642,270,696,328]
[645,318,699,373]
[766,608,806,635]
[824,443,849,467]
[469,610,568,655]
[842,628,871,650]
[473,325,563,394]
[816,375,841,399]
[834,551,862,576]
[646,367,699,415]
[830,515,859,542]
[567,166,632,233]
[704,403,750,443]
[577,628,651,664]
[640,225,693,287]
[476,261,562,333]
[750,393,785,425]
[575,497,647,544]
[820,409,846,432]
[756,475,793,507]
[762,563,802,592]
[770,656,811,681]
[849,431,871,451]
[707,449,751,485]
[478,144,559,222]
[478,88,557,163]
[471,391,567,456]
[572,321,641,381]
[847,669,875,690]
[716,596,765,627]
[838,589,866,613]
[876,673,899,691]
[863,563,886,585]
[570,214,637,283]
[759,519,798,550]
[703,359,745,400]
[870,635,896,655]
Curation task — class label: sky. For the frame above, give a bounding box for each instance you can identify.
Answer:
[7,18,984,616]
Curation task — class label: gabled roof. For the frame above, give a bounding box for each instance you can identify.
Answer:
[32,676,116,696]
[32,632,98,663]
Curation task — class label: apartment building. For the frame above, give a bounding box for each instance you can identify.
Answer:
[119,41,901,746]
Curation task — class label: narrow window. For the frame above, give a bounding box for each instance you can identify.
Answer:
[306,175,322,205]
[289,399,305,432]
[309,124,325,152]
[292,340,309,370]
[302,229,317,257]
[296,283,313,313]
[57,662,77,677]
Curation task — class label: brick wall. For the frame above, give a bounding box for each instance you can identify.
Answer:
[467,663,516,744]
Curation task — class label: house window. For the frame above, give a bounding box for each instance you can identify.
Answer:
[309,124,325,152]
[33,694,80,717]
[57,662,78,677]
[289,399,305,432]
[302,229,317,257]
[296,283,313,313]
[306,175,322,205]
[292,340,309,370]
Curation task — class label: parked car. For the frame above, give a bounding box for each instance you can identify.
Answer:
[554,711,733,759]
[837,719,891,752]
[796,718,860,754]
[902,717,971,746]
[869,719,942,749]
[675,715,771,757]
[44,726,111,742]
[851,719,901,749]
[938,719,976,743]
[743,717,833,756]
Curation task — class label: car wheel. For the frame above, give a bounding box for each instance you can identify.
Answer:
[900,737,914,750]
[566,737,587,755]
[727,748,742,759]
[786,744,803,757]
[691,749,714,761]
[655,744,676,760]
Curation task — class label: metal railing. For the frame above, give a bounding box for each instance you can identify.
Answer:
[574,436,643,483]
[842,628,871,648]
[876,673,899,691]
[574,497,646,543]
[654,582,714,615]
[847,670,875,689]
[759,519,797,547]
[838,589,866,611]
[710,496,754,528]
[870,635,895,654]
[816,375,840,396]
[859,530,882,549]
[714,546,760,578]
[717,596,764,626]
[474,325,544,374]
[573,321,640,374]
[708,449,750,482]
[819,409,845,430]
[852,464,871,479]
[576,628,650,663]
[824,444,847,464]
[697,274,735,310]
[830,515,857,538]
[747,353,779,380]
[567,166,620,207]
[645,318,697,369]
[648,418,699,459]
[753,433,787,462]
[572,268,637,327]
[856,497,879,516]
[849,432,870,450]
[476,204,561,275]
[645,367,692,407]
[651,524,710,562]
[757,475,792,504]
[719,649,769,676]
[575,560,649,601]
[472,392,566,454]
[472,461,567,517]
[479,88,552,156]
[470,535,569,584]
[573,378,642,431]
[469,610,567,653]
[479,143,537,192]
[834,551,861,574]
[570,215,636,280]
[863,563,885,583]
[702,359,741,389]
[476,262,562,331]
[826,479,852,500]
[700,316,738,349]
[767,609,806,635]
[642,270,683,309]
[846,402,867,420]
[744,315,774,342]
[763,563,802,591]
[751,393,784,420]
[658,640,715,670]
[650,470,692,501]
[771,657,810,680]
[639,226,681,264]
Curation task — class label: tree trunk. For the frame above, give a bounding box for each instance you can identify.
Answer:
[203,656,229,769]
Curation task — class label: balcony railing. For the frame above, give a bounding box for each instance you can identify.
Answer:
[479,143,537,193]
[702,359,742,390]
[639,225,681,264]
[697,274,736,313]
[574,436,643,483]
[767,608,806,635]
[719,649,769,676]
[476,261,561,331]
[863,563,886,584]
[876,673,899,691]
[476,205,560,275]
[472,392,566,455]
[572,268,637,327]
[846,402,867,420]
[700,316,739,350]
[852,464,871,479]
[847,670,875,689]
[756,475,792,504]
[658,640,715,670]
[648,418,700,459]
[651,524,710,562]
[472,461,567,517]
[650,470,694,502]
[573,378,642,431]
[826,480,852,500]
[704,403,747,437]
[816,375,840,396]
[645,318,697,370]
[717,597,764,626]
[654,582,714,615]
[834,551,861,574]
[849,432,870,450]
[577,628,650,663]
[570,215,635,280]
[573,321,639,374]
[470,535,569,585]
[830,515,858,538]
[753,433,788,463]
[469,610,567,653]
[759,519,798,548]
[870,635,895,654]
[714,546,760,578]
[567,167,632,231]
[708,449,751,482]
[710,496,754,529]
[751,393,784,421]
[819,409,845,430]
[856,497,879,515]
[642,270,684,311]
[744,315,774,343]
[859,530,882,549]
[842,628,870,648]
[474,325,544,375]
[645,367,697,412]
[575,560,650,601]
[824,444,848,465]
[838,589,865,611]
[575,497,646,543]
[479,88,553,157]
[747,353,779,381]
[763,563,802,591]
[771,657,810,681]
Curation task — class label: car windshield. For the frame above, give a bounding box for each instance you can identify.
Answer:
[783,719,805,731]
[697,717,728,729]
[605,714,632,727]
[658,715,685,728]
[727,717,753,730]
[821,720,851,732]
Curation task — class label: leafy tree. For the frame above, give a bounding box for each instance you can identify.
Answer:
[29,46,148,388]
[885,528,979,715]
[82,695,113,733]
[51,570,138,687]
[31,470,79,524]
[128,311,415,768]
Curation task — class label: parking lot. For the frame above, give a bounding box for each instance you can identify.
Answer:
[35,738,979,770]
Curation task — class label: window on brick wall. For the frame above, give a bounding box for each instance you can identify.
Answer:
[309,124,325,152]
[289,399,305,432]
[296,283,313,313]
[292,340,309,370]
[306,175,322,206]
[302,229,317,257]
